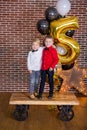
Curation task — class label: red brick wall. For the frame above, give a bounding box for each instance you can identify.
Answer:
[0,0,87,92]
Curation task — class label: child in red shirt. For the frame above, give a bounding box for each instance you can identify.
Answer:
[38,35,59,99]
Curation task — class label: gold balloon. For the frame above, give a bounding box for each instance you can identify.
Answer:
[50,16,80,64]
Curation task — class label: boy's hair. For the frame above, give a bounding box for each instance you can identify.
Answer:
[33,38,40,45]
[44,35,54,42]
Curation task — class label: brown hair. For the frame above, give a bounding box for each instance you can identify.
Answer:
[44,35,54,42]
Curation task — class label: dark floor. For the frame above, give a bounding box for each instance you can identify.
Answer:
[0,93,87,130]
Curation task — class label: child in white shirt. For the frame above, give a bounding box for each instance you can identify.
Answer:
[27,39,43,99]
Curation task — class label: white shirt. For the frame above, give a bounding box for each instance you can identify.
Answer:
[27,47,43,71]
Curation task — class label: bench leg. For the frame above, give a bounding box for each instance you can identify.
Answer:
[57,105,74,121]
[13,105,29,121]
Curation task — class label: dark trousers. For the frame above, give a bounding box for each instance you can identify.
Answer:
[39,69,54,96]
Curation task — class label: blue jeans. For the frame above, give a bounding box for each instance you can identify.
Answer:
[29,71,40,94]
[39,69,54,96]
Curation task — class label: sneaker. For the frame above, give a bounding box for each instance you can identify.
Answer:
[29,94,35,99]
[48,95,53,99]
[34,92,38,97]
[38,95,42,99]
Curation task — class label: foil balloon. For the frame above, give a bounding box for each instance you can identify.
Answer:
[50,16,80,64]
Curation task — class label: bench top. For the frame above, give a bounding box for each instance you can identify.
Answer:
[9,92,79,105]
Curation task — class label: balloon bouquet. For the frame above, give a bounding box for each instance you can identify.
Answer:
[37,0,80,91]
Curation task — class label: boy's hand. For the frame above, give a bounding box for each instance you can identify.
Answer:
[29,70,32,74]
[49,67,53,71]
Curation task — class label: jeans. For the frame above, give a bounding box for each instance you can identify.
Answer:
[29,70,40,94]
[39,69,54,96]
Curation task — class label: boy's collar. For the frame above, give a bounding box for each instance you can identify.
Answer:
[45,46,52,50]
[32,49,38,52]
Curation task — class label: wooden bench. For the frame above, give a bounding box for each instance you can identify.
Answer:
[9,92,79,121]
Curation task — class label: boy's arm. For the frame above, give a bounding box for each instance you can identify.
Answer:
[27,52,32,71]
[50,49,59,69]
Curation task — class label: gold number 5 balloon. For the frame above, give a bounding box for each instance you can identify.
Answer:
[50,16,80,64]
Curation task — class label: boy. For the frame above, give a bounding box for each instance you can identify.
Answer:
[38,35,59,99]
[27,39,43,99]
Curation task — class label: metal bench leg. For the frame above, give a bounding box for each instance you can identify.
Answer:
[57,105,74,121]
[13,105,29,121]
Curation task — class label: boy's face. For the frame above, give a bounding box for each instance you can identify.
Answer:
[32,42,40,50]
[44,38,53,48]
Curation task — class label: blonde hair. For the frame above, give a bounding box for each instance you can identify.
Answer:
[33,38,40,45]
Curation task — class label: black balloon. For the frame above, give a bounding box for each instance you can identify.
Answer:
[62,62,75,70]
[37,19,50,35]
[66,30,75,37]
[56,14,63,19]
[45,7,58,21]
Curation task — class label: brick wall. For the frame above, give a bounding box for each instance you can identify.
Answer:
[0,0,87,92]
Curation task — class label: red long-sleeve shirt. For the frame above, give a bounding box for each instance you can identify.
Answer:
[41,46,58,70]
